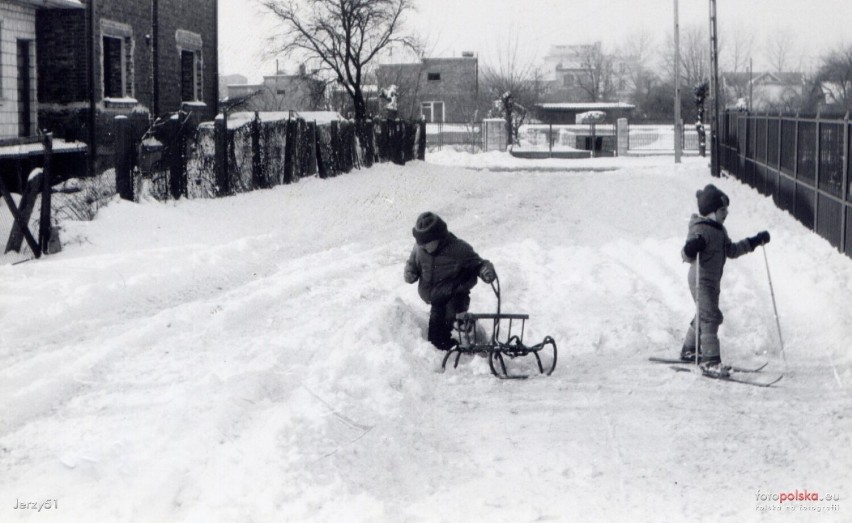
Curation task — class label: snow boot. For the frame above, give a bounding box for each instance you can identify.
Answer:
[700,360,730,378]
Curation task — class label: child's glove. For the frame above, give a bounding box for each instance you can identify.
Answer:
[479,261,497,284]
[683,235,706,258]
[748,230,771,248]
[404,265,419,284]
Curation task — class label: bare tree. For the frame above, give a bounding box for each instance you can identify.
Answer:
[815,44,852,112]
[661,24,709,87]
[764,30,796,73]
[480,35,545,143]
[259,0,416,123]
[722,23,755,74]
[575,43,617,102]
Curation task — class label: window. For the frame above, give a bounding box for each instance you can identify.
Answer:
[420,101,444,123]
[180,50,197,101]
[427,72,441,81]
[101,20,134,99]
[103,36,124,98]
[176,30,203,102]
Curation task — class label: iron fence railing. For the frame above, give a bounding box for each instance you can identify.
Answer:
[720,110,851,258]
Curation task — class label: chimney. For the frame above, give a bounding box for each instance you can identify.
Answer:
[299,63,306,76]
[461,51,474,58]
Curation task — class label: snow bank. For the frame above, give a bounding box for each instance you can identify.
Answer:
[1,154,850,522]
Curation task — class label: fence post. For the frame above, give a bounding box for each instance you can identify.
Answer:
[776,113,783,204]
[214,114,229,196]
[814,111,821,234]
[39,133,53,255]
[417,120,426,160]
[115,115,134,200]
[483,122,487,152]
[251,112,263,188]
[793,112,800,218]
[548,123,553,157]
[169,118,185,199]
[617,118,628,156]
[842,112,849,254]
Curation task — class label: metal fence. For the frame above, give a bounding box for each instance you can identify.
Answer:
[425,121,702,155]
[628,125,700,151]
[719,110,852,258]
[425,122,620,155]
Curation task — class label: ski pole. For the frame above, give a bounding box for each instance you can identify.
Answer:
[761,245,786,361]
[695,251,700,365]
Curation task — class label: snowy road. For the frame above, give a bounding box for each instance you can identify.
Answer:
[1,154,850,522]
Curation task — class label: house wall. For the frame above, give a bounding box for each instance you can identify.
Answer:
[0,3,37,138]
[33,0,217,172]
[37,0,217,115]
[377,56,478,123]
[156,0,217,116]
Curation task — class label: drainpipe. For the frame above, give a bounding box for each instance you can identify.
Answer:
[87,0,97,177]
[213,0,219,114]
[152,0,159,115]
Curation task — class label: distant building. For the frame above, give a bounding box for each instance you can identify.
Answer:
[721,72,806,112]
[219,73,247,101]
[376,53,479,123]
[533,102,635,125]
[541,43,633,104]
[227,66,325,112]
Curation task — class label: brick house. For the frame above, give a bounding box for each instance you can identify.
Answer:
[8,0,218,171]
[0,0,85,139]
[376,53,479,123]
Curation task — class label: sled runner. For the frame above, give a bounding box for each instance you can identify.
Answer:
[441,277,557,379]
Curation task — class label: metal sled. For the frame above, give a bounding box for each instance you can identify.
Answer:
[441,277,557,379]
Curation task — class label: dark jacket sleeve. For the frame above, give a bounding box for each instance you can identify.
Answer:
[404,246,420,283]
[725,236,754,259]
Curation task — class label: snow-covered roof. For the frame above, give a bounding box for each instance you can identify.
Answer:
[0,139,86,159]
[536,102,636,110]
[17,0,84,8]
[221,111,347,128]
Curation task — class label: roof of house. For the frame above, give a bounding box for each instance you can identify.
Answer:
[535,102,636,111]
[17,0,84,8]
[721,72,805,85]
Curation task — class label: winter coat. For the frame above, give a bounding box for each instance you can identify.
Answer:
[682,214,754,325]
[404,233,489,305]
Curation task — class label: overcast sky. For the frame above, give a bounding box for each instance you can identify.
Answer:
[219,0,852,82]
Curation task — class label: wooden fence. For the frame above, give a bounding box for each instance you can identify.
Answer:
[116,115,426,201]
[1,135,87,261]
[719,110,852,258]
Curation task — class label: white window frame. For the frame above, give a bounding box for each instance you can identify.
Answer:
[176,29,203,102]
[420,101,445,123]
[100,20,134,100]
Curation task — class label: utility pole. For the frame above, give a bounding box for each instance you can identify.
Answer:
[674,0,682,163]
[709,0,721,176]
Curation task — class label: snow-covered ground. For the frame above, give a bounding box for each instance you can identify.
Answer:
[1,153,850,522]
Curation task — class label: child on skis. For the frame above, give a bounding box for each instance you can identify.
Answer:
[680,184,770,371]
[404,212,497,351]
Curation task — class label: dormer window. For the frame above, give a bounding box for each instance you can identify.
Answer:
[427,72,441,81]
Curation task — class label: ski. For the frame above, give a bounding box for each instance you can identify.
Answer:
[669,365,784,387]
[649,356,768,373]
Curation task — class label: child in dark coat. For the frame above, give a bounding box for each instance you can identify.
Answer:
[680,184,770,369]
[404,212,497,351]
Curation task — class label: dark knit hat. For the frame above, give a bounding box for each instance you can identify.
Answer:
[696,184,730,216]
[412,212,448,245]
